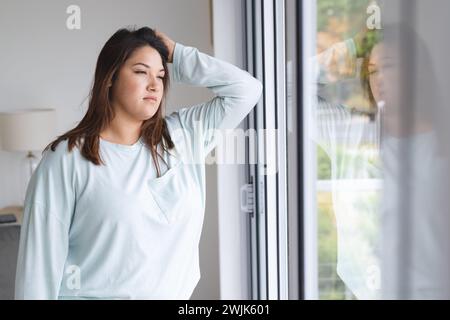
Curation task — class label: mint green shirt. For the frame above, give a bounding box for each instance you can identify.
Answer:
[14,42,263,299]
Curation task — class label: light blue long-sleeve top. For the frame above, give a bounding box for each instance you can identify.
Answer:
[14,42,263,299]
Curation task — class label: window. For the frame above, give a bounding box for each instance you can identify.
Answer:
[244,0,450,300]
[305,0,450,299]
[314,0,382,300]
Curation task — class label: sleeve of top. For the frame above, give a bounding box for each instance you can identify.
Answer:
[313,38,358,85]
[310,39,358,155]
[170,42,263,159]
[14,144,76,300]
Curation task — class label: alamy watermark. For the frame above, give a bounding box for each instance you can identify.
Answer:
[65,264,81,290]
[170,124,279,176]
[366,3,382,30]
[66,5,81,30]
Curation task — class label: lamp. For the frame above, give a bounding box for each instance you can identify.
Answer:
[0,108,56,202]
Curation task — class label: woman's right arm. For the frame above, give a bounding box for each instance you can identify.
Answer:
[14,143,76,300]
[310,39,359,154]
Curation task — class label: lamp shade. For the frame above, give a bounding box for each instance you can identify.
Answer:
[0,108,56,152]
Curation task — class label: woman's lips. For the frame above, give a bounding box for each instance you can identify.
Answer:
[144,96,157,102]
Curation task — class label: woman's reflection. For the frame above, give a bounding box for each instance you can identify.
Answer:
[313,23,450,299]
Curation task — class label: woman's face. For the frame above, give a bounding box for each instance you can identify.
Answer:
[110,45,165,121]
[368,43,400,110]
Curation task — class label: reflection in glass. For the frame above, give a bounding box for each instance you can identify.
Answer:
[312,0,450,299]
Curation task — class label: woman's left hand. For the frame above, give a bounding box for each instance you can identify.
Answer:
[154,29,176,63]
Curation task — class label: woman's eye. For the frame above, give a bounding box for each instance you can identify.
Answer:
[134,71,164,81]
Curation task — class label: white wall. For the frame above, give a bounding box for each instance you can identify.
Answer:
[0,0,219,300]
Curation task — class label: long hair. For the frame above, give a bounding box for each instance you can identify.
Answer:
[360,28,382,120]
[43,26,175,177]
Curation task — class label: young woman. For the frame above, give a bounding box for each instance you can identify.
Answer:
[14,27,262,299]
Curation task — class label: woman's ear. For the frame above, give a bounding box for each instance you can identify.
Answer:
[107,72,117,88]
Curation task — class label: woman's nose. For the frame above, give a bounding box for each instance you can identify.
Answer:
[147,77,159,91]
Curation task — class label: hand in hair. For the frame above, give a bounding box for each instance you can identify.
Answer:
[154,29,176,63]
[353,27,381,59]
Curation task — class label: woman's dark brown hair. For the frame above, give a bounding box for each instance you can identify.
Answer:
[43,26,175,177]
[359,29,382,121]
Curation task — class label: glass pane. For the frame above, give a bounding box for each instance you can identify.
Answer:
[314,0,380,300]
[312,0,450,299]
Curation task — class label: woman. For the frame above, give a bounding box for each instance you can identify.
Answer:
[14,27,262,299]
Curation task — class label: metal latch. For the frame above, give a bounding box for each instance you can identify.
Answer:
[240,183,254,213]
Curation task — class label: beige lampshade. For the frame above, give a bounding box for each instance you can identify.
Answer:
[0,108,56,152]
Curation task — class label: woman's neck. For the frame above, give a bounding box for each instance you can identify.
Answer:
[100,119,142,145]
